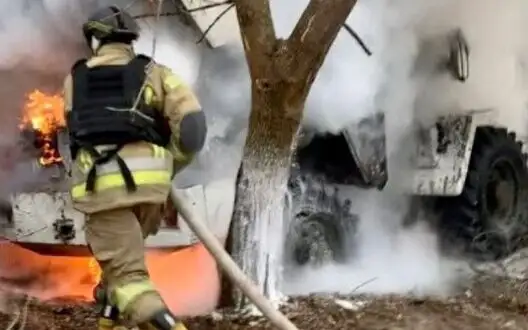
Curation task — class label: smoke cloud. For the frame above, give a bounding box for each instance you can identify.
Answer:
[276,0,528,297]
[282,189,466,297]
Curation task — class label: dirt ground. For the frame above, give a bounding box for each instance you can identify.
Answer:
[0,276,526,330]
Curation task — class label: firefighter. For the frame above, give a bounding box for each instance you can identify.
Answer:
[62,5,206,330]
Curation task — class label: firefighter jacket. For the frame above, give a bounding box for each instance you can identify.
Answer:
[62,43,204,214]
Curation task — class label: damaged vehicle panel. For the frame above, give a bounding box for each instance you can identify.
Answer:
[413,110,496,196]
[6,182,235,253]
[285,26,528,263]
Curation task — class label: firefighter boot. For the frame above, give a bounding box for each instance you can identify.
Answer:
[141,309,188,330]
[97,304,120,330]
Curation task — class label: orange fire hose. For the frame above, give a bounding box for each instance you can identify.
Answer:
[170,187,298,330]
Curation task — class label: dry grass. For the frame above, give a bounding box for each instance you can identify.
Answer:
[0,274,526,330]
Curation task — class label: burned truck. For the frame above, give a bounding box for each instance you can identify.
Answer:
[287,29,528,265]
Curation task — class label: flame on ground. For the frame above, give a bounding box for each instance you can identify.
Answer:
[19,90,65,166]
[0,243,221,316]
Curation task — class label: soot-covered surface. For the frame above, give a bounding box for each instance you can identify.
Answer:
[0,276,527,330]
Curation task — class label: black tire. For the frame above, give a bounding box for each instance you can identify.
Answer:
[438,126,528,260]
[284,172,357,268]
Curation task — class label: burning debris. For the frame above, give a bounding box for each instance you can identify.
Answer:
[19,90,65,166]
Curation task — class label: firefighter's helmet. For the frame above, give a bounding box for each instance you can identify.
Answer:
[83,5,140,46]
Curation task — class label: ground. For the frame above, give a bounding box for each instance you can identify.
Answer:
[0,275,526,330]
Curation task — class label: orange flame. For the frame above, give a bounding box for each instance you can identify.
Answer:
[88,258,102,284]
[0,243,221,316]
[19,90,65,166]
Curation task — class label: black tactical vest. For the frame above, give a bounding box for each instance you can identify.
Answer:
[67,55,171,194]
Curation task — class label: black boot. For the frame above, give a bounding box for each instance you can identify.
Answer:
[93,282,107,305]
[144,309,188,330]
[97,303,120,330]
[93,282,121,330]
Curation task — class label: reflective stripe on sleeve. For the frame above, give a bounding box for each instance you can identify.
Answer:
[163,75,183,90]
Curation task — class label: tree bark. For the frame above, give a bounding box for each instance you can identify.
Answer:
[226,0,359,309]
[228,81,303,308]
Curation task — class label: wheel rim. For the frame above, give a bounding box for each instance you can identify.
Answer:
[484,158,519,233]
[293,218,334,266]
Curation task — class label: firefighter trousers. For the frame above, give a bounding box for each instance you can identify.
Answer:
[86,203,167,325]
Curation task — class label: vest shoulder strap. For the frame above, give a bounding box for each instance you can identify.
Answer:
[71,58,88,73]
[125,55,154,103]
[135,54,153,64]
[128,54,153,72]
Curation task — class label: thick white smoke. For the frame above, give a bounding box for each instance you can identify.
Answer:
[283,189,465,297]
[0,0,202,77]
[277,0,528,297]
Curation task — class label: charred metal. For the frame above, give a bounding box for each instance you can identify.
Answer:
[294,112,388,190]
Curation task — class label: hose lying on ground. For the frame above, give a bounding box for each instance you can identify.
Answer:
[170,187,299,330]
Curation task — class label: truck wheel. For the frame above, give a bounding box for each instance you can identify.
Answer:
[284,174,357,268]
[439,126,528,260]
[288,211,347,266]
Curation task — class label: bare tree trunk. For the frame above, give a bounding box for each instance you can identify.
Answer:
[226,0,359,308]
[229,82,304,307]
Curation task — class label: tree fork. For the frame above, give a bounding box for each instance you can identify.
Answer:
[225,0,359,309]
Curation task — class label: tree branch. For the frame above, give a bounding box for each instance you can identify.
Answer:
[232,0,277,76]
[133,0,233,19]
[287,0,358,77]
[196,3,235,44]
[343,23,372,56]
[187,0,232,13]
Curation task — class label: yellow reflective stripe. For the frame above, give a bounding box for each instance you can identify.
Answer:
[76,144,167,173]
[113,280,156,313]
[97,318,115,328]
[163,75,183,90]
[76,158,168,179]
[71,158,169,186]
[144,85,155,105]
[78,151,93,173]
[71,171,171,198]
[174,324,188,330]
[151,144,166,158]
